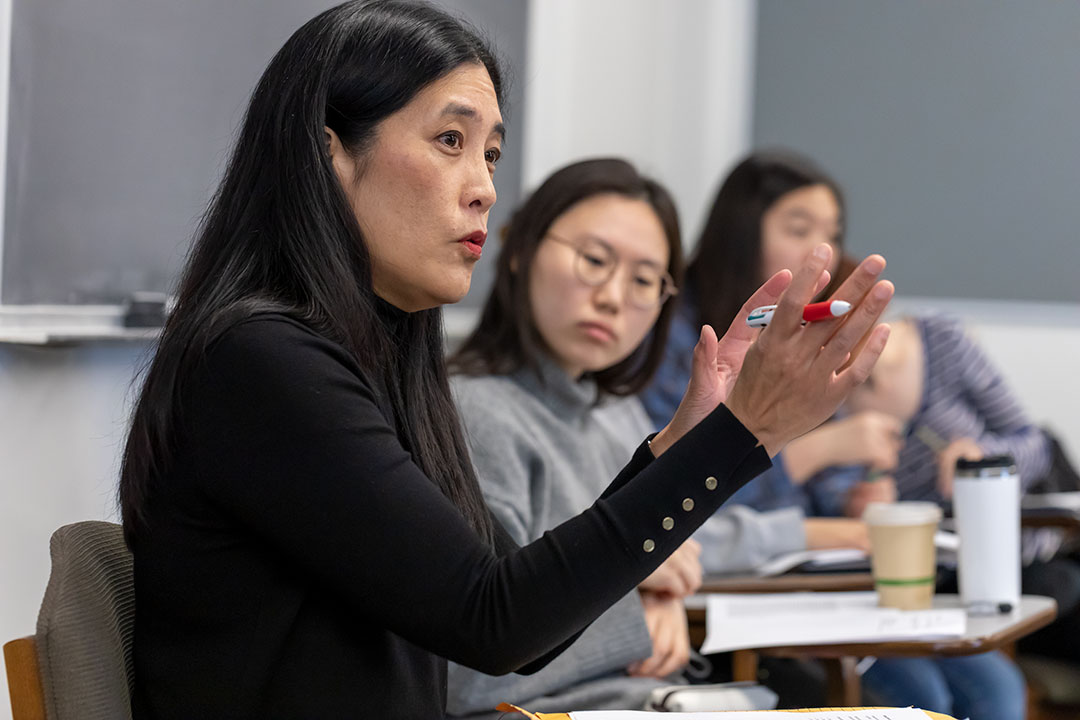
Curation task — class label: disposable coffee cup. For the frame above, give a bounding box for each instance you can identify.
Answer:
[863,502,942,610]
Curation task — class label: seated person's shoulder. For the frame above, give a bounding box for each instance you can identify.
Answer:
[451,373,540,421]
[194,313,373,406]
[914,312,968,345]
[209,314,355,369]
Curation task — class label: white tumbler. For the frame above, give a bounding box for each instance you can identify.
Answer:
[952,455,1021,614]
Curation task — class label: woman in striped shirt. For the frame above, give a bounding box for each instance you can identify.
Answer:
[837,314,1080,667]
[843,314,1051,513]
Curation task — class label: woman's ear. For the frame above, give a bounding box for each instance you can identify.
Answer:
[324,126,354,186]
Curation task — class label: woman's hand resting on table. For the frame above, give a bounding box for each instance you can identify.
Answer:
[804,517,871,553]
[637,539,702,598]
[650,245,894,458]
[627,591,691,679]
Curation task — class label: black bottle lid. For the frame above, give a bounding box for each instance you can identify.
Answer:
[955,455,1015,470]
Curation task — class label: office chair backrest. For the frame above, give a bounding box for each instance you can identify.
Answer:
[4,635,45,720]
[35,521,134,720]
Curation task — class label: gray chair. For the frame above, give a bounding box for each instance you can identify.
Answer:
[22,521,134,720]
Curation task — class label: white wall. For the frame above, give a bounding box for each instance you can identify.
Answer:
[0,0,11,301]
[0,342,148,717]
[522,0,757,245]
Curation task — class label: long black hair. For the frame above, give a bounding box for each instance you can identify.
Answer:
[450,158,684,396]
[120,0,503,547]
[686,150,847,332]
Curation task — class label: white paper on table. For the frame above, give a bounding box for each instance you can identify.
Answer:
[699,591,966,655]
[569,709,934,719]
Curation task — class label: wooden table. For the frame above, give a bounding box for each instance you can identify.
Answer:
[687,592,1057,706]
[700,572,875,595]
[1021,506,1080,529]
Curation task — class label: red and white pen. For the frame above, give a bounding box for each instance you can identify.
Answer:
[746,300,852,328]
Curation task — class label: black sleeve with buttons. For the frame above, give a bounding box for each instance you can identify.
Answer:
[130,314,772,719]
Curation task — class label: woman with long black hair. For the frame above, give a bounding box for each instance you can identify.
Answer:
[119,2,893,717]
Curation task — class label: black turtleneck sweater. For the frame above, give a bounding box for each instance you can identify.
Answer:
[131,313,770,719]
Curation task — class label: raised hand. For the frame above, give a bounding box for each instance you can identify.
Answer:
[726,246,894,457]
[650,269,818,456]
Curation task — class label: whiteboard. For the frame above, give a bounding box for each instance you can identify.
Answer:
[1,0,525,307]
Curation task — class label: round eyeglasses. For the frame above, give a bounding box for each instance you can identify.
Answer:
[546,233,678,309]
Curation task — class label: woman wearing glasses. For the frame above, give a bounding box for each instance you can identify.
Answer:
[446,159,867,716]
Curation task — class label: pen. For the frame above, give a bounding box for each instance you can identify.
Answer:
[746,300,852,328]
[914,425,948,453]
[865,469,889,482]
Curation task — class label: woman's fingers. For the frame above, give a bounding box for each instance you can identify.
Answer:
[678,325,719,410]
[817,281,894,380]
[768,244,835,334]
[813,269,833,298]
[658,603,690,676]
[631,601,663,677]
[830,254,887,306]
[692,325,719,387]
[836,322,893,396]
[635,600,685,677]
[668,544,696,597]
[803,254,887,347]
[639,539,703,596]
[675,543,703,596]
[721,269,793,344]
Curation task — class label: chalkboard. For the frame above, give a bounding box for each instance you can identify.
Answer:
[753,0,1080,303]
[1,0,525,306]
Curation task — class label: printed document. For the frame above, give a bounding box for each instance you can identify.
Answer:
[699,591,965,654]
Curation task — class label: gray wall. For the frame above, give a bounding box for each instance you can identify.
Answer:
[2,0,525,306]
[753,0,1080,303]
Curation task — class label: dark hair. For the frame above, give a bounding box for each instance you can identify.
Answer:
[686,150,847,332]
[119,0,503,547]
[450,158,684,396]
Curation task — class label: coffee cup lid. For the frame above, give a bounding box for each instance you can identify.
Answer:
[862,501,942,526]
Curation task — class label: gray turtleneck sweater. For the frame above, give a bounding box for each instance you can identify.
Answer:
[445,357,805,718]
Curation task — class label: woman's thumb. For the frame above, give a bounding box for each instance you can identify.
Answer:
[688,325,718,394]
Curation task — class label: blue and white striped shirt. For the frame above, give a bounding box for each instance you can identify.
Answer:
[868,314,1049,503]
